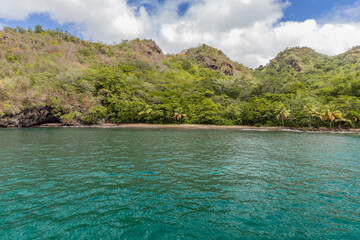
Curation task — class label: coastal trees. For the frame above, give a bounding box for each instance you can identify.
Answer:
[275,103,291,126]
[196,98,221,124]
[174,111,187,124]
[222,103,243,125]
[338,97,360,128]
[242,98,272,125]
[322,105,343,129]
[303,104,318,128]
[138,106,153,123]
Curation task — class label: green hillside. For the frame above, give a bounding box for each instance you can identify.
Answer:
[0,26,360,128]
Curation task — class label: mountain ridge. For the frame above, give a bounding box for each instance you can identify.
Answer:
[1,26,360,128]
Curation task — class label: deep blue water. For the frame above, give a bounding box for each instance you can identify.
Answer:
[0,128,359,239]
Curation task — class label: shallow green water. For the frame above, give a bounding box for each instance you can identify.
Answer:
[0,128,359,239]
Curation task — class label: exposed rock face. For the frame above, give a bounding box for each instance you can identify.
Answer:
[124,39,165,67]
[0,107,60,128]
[220,63,234,76]
[183,45,235,75]
[130,39,163,56]
[181,44,251,76]
[194,54,234,76]
[266,47,328,72]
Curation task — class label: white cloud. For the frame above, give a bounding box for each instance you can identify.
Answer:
[156,0,360,67]
[0,22,4,30]
[320,0,360,23]
[1,0,360,67]
[274,20,360,56]
[157,0,287,67]
[0,0,149,41]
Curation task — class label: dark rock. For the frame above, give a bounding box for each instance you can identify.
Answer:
[0,107,60,128]
[220,63,234,76]
[130,39,163,56]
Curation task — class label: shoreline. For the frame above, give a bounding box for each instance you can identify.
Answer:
[35,123,360,133]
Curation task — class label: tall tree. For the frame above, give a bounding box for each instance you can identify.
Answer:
[303,104,318,128]
[275,103,291,126]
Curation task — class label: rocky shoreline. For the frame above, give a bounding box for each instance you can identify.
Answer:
[0,107,60,128]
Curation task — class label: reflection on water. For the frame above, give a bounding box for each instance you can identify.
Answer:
[0,128,359,239]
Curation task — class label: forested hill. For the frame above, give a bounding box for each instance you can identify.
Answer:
[0,26,360,128]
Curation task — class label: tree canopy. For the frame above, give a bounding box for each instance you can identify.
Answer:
[1,26,360,128]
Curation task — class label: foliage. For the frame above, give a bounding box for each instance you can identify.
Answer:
[1,27,360,128]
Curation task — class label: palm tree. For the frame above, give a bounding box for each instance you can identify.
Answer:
[333,112,351,129]
[138,106,152,123]
[355,116,359,128]
[275,103,291,126]
[303,105,318,128]
[174,112,187,124]
[322,105,342,129]
[347,112,360,128]
[335,117,351,129]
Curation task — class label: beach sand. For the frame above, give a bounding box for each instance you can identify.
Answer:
[38,123,360,133]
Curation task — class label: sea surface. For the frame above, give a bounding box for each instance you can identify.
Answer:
[0,128,359,239]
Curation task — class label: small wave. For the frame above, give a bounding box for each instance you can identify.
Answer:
[281,129,304,132]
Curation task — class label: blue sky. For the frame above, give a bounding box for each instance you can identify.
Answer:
[1,0,360,67]
[1,0,358,31]
[0,14,76,34]
[282,0,357,21]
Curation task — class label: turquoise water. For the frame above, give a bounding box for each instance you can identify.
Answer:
[0,128,359,239]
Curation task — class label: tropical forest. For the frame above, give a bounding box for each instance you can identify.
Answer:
[1,25,360,128]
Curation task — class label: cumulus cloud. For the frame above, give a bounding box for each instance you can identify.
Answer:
[274,20,360,56]
[0,0,150,41]
[156,0,360,67]
[320,0,360,23]
[1,0,360,67]
[157,0,287,67]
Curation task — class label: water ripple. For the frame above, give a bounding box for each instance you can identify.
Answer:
[0,129,360,239]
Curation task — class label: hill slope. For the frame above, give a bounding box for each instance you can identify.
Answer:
[1,26,360,128]
[179,44,251,76]
[264,47,329,72]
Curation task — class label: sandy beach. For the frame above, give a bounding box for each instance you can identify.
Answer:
[38,123,360,133]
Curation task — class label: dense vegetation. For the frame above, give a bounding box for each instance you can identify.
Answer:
[1,26,360,128]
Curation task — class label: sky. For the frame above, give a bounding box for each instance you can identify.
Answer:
[1,0,360,68]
